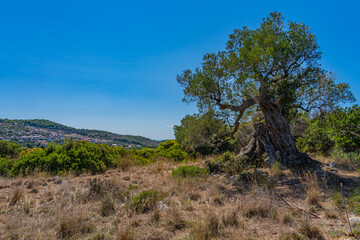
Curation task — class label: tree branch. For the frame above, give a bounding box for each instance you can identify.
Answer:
[211,97,259,147]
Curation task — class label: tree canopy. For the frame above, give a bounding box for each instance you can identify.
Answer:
[177,12,354,167]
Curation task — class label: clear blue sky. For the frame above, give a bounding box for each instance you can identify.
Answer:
[0,0,359,140]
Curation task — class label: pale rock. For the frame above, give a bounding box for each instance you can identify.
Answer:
[157,201,169,210]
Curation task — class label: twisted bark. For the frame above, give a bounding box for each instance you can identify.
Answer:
[240,101,318,168]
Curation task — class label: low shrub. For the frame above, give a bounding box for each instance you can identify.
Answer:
[331,149,360,164]
[171,166,208,178]
[206,152,253,175]
[1,139,191,177]
[87,178,128,201]
[100,197,116,217]
[9,140,125,176]
[130,189,163,213]
[166,206,187,231]
[57,212,95,239]
[349,188,360,214]
[238,170,270,186]
[190,213,221,239]
[0,157,12,176]
[129,148,156,166]
[298,220,325,240]
[156,140,187,162]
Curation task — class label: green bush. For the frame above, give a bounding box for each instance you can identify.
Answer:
[3,139,189,176]
[0,157,12,176]
[349,189,360,214]
[174,110,234,155]
[130,189,162,213]
[171,165,208,178]
[155,140,187,162]
[298,105,360,155]
[331,149,360,164]
[0,141,22,159]
[129,148,156,165]
[10,140,126,176]
[206,152,252,175]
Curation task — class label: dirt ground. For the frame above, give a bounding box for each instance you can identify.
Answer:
[0,157,359,240]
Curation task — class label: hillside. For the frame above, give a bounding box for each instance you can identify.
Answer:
[0,119,159,148]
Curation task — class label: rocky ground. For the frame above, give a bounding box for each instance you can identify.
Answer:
[0,156,359,240]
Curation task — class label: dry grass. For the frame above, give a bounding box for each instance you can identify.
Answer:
[241,188,275,219]
[0,159,357,239]
[301,172,322,207]
[297,219,325,240]
[8,187,23,206]
[57,210,95,239]
[115,223,134,240]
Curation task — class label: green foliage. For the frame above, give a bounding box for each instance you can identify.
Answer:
[349,188,360,214]
[155,140,187,162]
[298,105,360,155]
[206,152,256,175]
[10,140,126,176]
[0,158,12,176]
[297,118,334,153]
[330,191,344,210]
[174,111,233,155]
[0,138,188,176]
[171,165,208,178]
[129,148,156,165]
[0,141,22,159]
[331,149,360,164]
[130,189,162,213]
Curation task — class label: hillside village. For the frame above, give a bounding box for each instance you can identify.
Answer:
[0,125,111,146]
[0,119,153,148]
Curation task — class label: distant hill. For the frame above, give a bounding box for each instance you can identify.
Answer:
[0,119,160,148]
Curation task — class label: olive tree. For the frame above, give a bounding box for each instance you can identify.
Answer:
[177,12,354,167]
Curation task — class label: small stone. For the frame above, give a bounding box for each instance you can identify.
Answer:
[326,162,337,168]
[123,176,130,181]
[157,201,169,210]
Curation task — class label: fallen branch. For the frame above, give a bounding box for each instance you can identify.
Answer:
[273,191,320,219]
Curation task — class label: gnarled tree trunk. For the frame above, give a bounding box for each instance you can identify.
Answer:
[241,101,318,168]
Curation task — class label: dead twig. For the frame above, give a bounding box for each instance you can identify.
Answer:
[274,191,320,219]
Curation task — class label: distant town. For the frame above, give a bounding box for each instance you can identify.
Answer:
[0,119,159,148]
